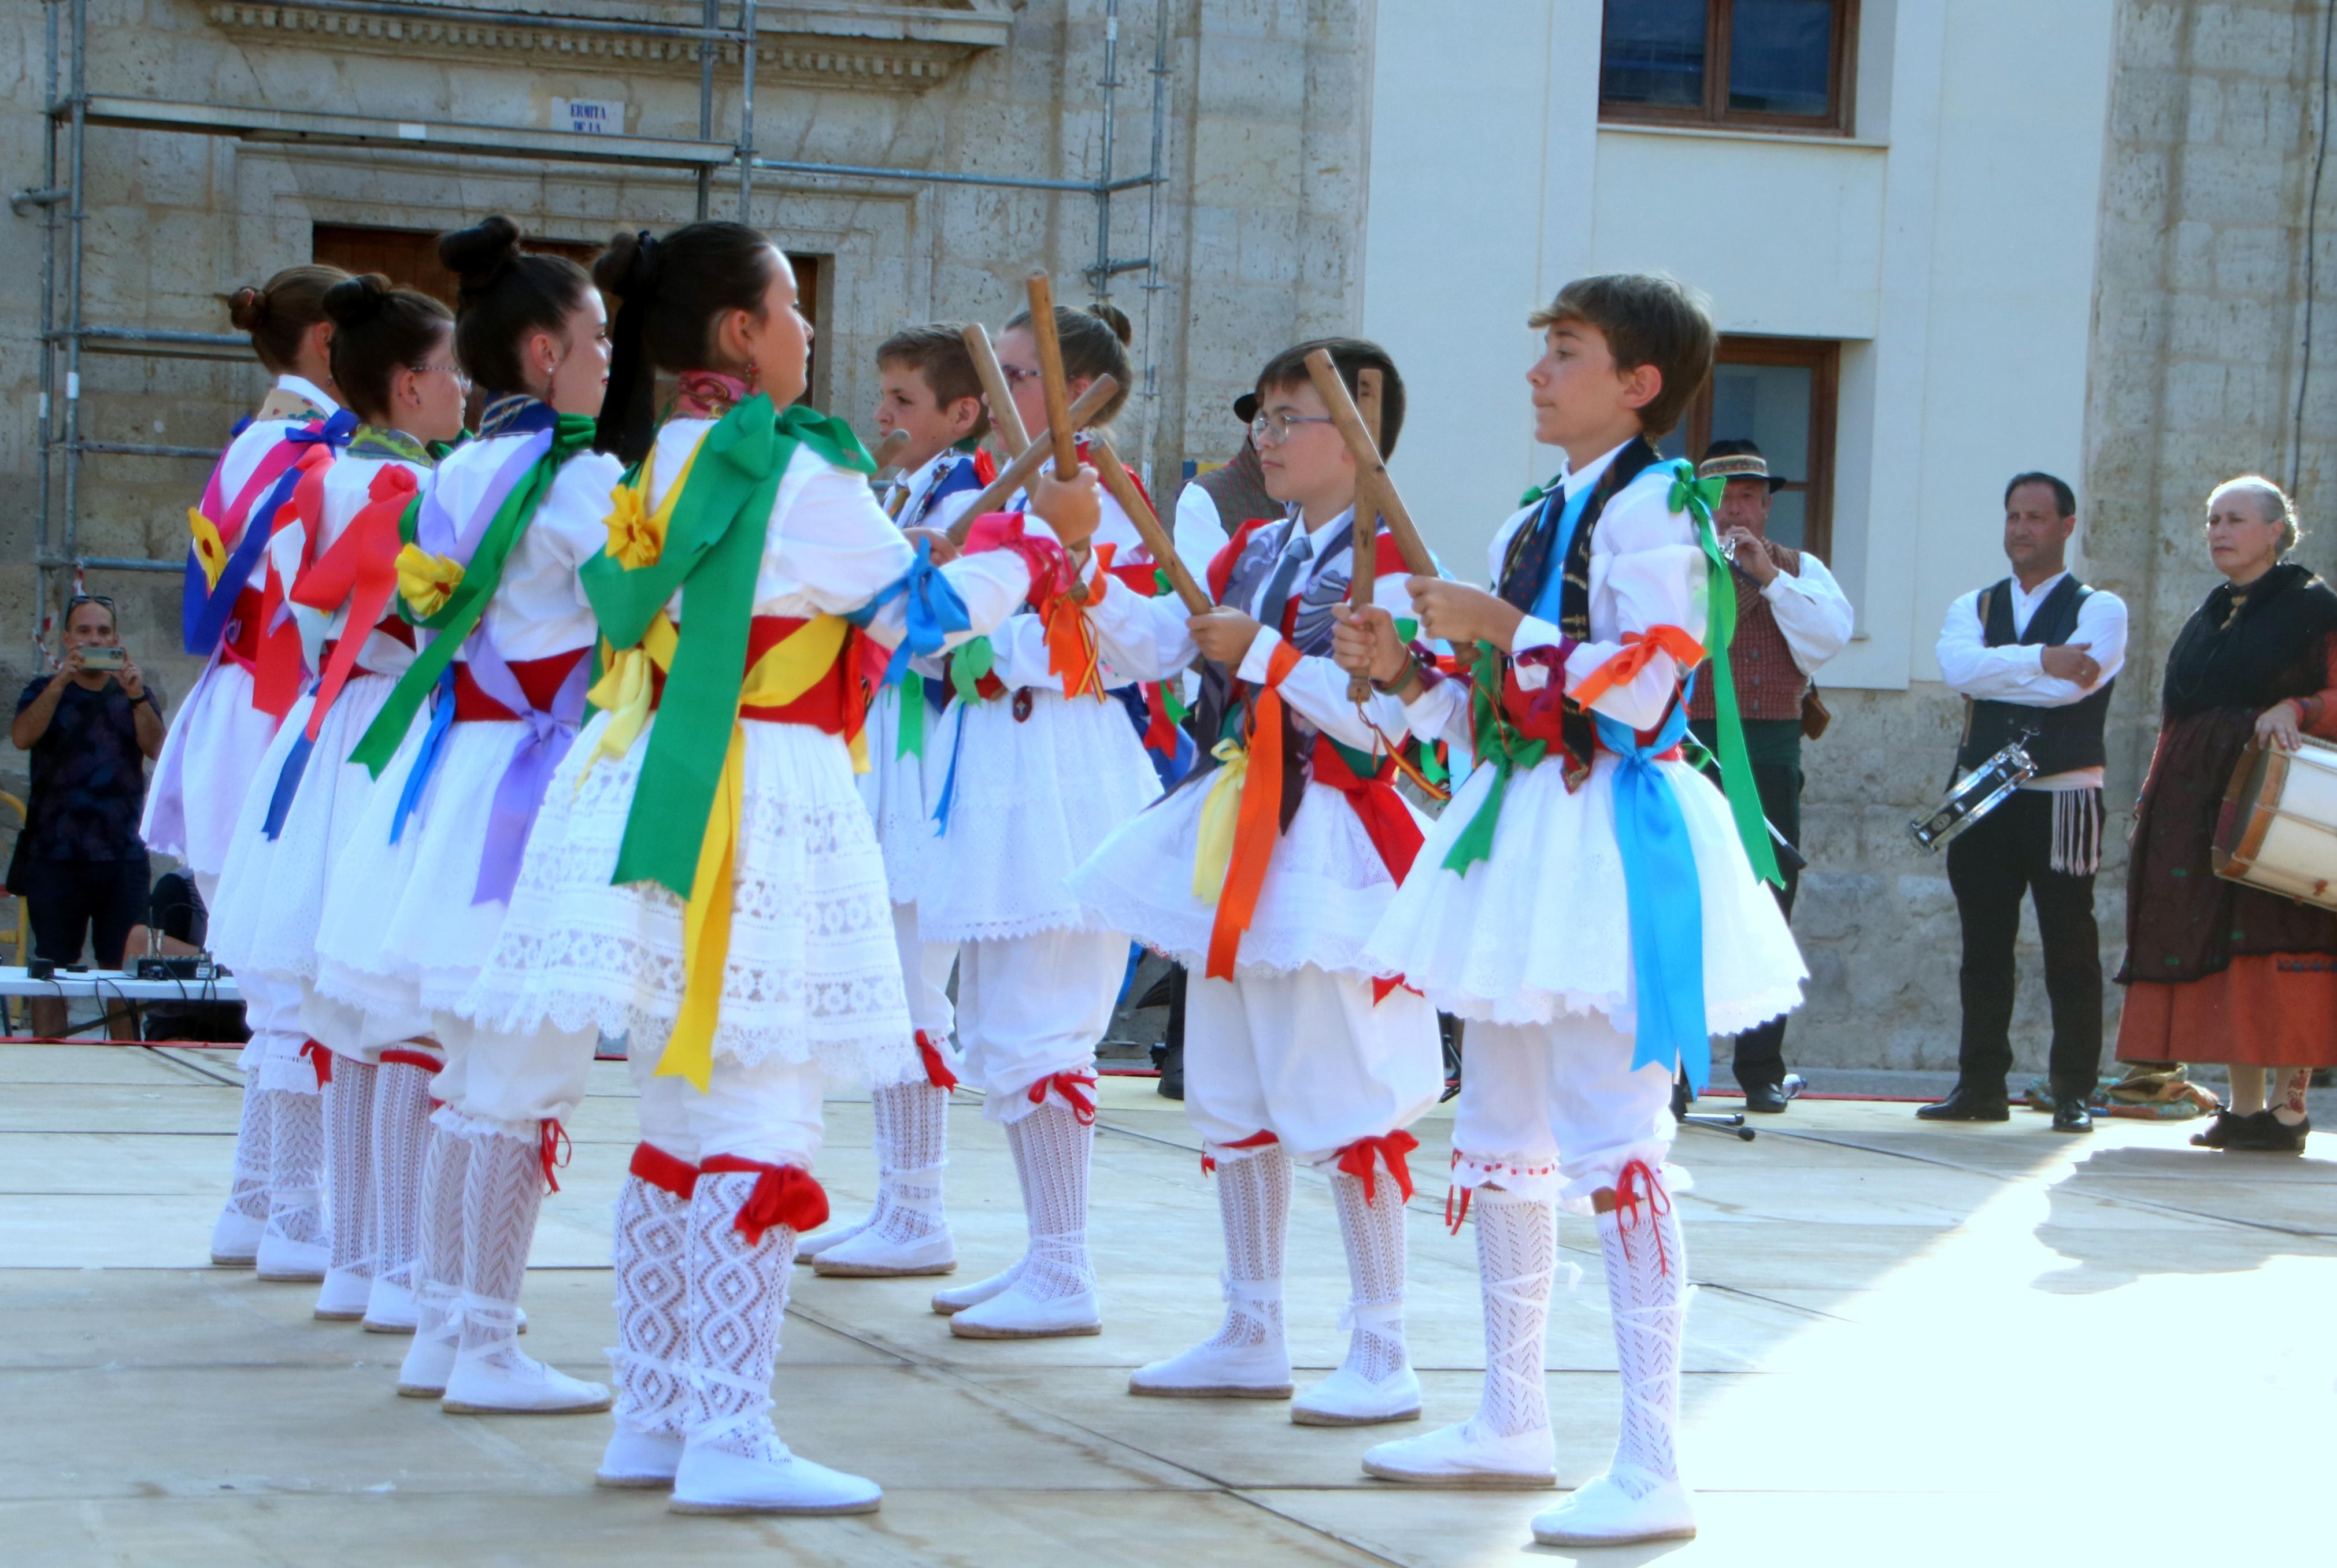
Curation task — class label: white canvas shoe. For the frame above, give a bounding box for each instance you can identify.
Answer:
[1531,1470,1697,1546]
[362,1278,418,1335]
[596,1426,686,1489]
[669,1436,882,1516]
[1292,1362,1421,1426]
[254,1230,329,1283]
[812,1222,956,1278]
[1128,1335,1292,1398]
[793,1213,876,1261]
[1362,1419,1558,1488]
[931,1258,1023,1315]
[210,1207,264,1267]
[948,1279,1101,1340]
[312,1265,373,1321]
[396,1312,458,1398]
[440,1344,612,1415]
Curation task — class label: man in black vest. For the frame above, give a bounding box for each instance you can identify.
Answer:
[1923,472,2127,1132]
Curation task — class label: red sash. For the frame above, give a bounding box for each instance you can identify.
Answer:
[641,617,868,739]
[453,648,591,723]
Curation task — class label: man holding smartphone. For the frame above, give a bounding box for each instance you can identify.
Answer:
[10,595,166,1037]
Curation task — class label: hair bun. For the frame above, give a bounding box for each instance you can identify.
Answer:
[592,229,662,298]
[323,272,392,328]
[438,214,524,292]
[227,284,270,333]
[1087,301,1134,346]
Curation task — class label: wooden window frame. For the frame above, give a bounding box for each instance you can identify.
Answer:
[1599,0,1860,139]
[1679,334,1839,562]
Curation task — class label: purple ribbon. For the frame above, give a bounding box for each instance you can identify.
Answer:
[463,628,591,906]
[414,428,554,562]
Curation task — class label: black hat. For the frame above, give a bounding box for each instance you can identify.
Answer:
[1233,390,1260,424]
[1698,438,1791,492]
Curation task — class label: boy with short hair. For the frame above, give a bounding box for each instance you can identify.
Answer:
[1332,274,1805,1547]
[797,323,995,1279]
[1069,338,1445,1426]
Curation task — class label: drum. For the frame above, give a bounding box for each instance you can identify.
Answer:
[1909,740,2036,852]
[2212,735,2337,911]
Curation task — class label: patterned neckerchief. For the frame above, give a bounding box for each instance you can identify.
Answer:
[346,424,431,464]
[479,392,552,439]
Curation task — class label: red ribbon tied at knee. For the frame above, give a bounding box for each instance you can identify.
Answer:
[538,1118,572,1195]
[702,1155,830,1244]
[1027,1070,1099,1126]
[298,1038,333,1087]
[1336,1130,1420,1207]
[1613,1157,1674,1277]
[915,1030,960,1092]
[628,1140,699,1201]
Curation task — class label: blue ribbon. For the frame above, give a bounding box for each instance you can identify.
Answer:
[259,726,317,840]
[180,410,356,656]
[1594,682,1710,1093]
[846,536,973,684]
[930,700,973,832]
[390,667,457,846]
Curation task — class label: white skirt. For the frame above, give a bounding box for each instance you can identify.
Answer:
[141,657,277,878]
[918,690,1162,945]
[459,710,914,1085]
[855,680,950,907]
[208,672,405,983]
[310,713,538,1018]
[1066,774,1414,980]
[1364,752,1806,1035]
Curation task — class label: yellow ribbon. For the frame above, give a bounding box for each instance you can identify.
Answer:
[606,432,705,571]
[577,614,682,790]
[395,543,465,621]
[654,612,862,1089]
[188,508,229,592]
[1191,737,1250,905]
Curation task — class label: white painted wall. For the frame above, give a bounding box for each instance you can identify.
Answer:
[1361,0,2116,688]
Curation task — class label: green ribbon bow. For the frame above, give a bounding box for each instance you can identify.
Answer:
[1668,459,1781,886]
[350,413,598,777]
[584,395,873,899]
[1439,637,1548,871]
[947,635,996,705]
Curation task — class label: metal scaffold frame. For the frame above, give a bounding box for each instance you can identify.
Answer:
[12,0,1169,648]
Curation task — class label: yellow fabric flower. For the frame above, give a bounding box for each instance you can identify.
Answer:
[188,507,229,592]
[606,476,663,570]
[395,542,465,621]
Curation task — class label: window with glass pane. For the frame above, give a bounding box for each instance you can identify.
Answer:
[1660,336,1839,560]
[1599,0,1854,135]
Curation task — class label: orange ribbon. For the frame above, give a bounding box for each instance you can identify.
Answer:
[1335,1130,1420,1207]
[1568,624,1706,710]
[1039,543,1113,699]
[291,465,417,742]
[703,1155,831,1243]
[1203,639,1303,980]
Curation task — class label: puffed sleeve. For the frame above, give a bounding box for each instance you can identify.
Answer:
[1557,477,1706,732]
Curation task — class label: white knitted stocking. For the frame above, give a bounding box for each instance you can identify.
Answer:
[1202,1144,1290,1349]
[610,1174,693,1436]
[1597,1181,1688,1492]
[1003,1100,1095,1302]
[681,1170,794,1459]
[266,1086,328,1247]
[369,1062,435,1295]
[324,1061,379,1279]
[411,1125,469,1341]
[455,1129,546,1366]
[1328,1165,1410,1382]
[869,1080,949,1245]
[1468,1187,1555,1440]
[227,1084,274,1221]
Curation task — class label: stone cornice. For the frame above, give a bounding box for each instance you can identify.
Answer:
[203,2,1010,92]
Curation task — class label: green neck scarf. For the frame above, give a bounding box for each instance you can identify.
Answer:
[586,395,872,898]
[349,413,598,777]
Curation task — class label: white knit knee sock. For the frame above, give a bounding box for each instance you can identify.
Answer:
[610,1172,694,1437]
[1328,1165,1410,1382]
[870,1080,949,1246]
[1004,1101,1095,1302]
[324,1061,379,1279]
[370,1062,435,1295]
[1468,1187,1555,1440]
[455,1129,545,1366]
[681,1170,795,1459]
[1202,1144,1290,1350]
[1597,1171,1688,1491]
[266,1087,328,1246]
[227,1084,274,1221]
[411,1125,469,1341]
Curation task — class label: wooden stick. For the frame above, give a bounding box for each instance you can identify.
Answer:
[946,374,1121,545]
[1086,435,1211,614]
[871,429,912,517]
[1345,367,1386,702]
[1304,348,1435,577]
[1024,272,1083,482]
[960,323,1031,457]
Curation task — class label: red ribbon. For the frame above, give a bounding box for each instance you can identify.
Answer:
[702,1155,830,1244]
[1199,1128,1279,1176]
[291,464,416,742]
[914,1030,960,1091]
[1612,1157,1673,1278]
[1027,1070,1099,1126]
[298,1038,333,1087]
[628,1141,700,1201]
[1335,1130,1420,1207]
[538,1118,572,1195]
[1445,1184,1472,1236]
[252,444,336,721]
[378,1045,443,1074]
[1309,735,1426,885]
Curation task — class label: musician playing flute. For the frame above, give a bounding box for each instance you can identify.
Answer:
[2117,476,2337,1154]
[1333,274,1802,1549]
[1924,472,2127,1133]
[1069,338,1445,1427]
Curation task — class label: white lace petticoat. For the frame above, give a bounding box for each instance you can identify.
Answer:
[140,657,278,878]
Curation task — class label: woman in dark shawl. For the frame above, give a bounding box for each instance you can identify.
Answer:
[2116,476,2337,1152]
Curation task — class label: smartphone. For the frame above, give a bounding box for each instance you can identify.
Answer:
[80,646,126,671]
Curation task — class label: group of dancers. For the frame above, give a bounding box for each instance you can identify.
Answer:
[150,214,1801,1547]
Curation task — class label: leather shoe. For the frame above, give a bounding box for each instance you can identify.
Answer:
[2050,1097,2094,1133]
[1743,1082,1790,1114]
[1915,1087,2010,1122]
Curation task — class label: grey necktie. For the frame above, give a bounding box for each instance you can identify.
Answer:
[1255,529,1313,633]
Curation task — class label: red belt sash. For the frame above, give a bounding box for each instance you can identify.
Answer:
[1308,733,1425,884]
[453,647,591,723]
[642,616,867,740]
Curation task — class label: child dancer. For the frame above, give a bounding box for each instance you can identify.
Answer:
[799,324,992,1279]
[460,223,1101,1514]
[1333,275,1804,1547]
[920,304,1214,1340]
[312,217,621,1414]
[1068,339,1445,1425]
[208,275,466,1326]
[153,264,350,1277]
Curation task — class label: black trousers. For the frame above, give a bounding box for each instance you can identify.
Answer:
[1691,720,1801,1092]
[1944,789,2103,1096]
[19,855,148,969]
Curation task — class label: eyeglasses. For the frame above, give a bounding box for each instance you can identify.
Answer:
[66,594,115,610]
[413,363,471,387]
[1249,412,1335,446]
